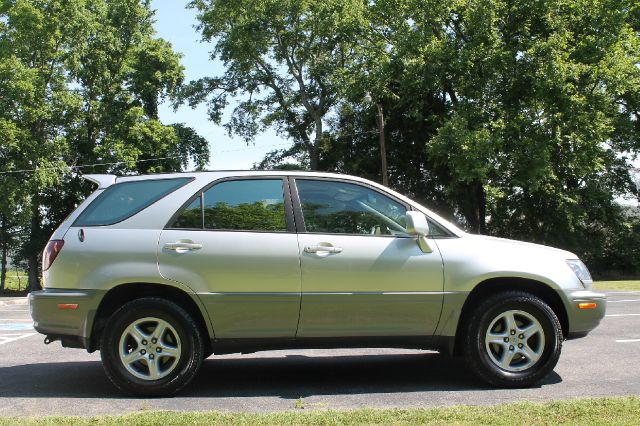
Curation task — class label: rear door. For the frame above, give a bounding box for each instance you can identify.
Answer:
[157,177,301,339]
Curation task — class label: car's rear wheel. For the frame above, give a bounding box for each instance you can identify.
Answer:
[100,297,203,396]
[464,291,562,387]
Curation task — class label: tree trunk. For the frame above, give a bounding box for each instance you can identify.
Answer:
[28,254,39,292]
[462,180,487,234]
[309,117,323,171]
[28,202,41,292]
[309,145,319,171]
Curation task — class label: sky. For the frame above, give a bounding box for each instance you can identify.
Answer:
[150,1,290,170]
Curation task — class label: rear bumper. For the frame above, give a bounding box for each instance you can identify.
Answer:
[29,288,104,349]
[562,289,607,339]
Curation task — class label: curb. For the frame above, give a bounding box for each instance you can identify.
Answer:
[0,297,29,307]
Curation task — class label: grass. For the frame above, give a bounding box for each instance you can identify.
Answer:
[0,397,638,425]
[593,280,640,291]
[0,269,28,294]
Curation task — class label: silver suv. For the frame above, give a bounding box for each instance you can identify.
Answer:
[30,171,606,395]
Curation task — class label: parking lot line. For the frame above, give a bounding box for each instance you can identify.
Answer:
[615,339,640,343]
[0,333,36,345]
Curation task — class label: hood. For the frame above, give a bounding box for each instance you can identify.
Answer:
[463,234,578,260]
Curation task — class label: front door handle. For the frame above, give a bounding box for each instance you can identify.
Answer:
[304,244,343,254]
[164,241,203,252]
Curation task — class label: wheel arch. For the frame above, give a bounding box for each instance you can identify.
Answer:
[89,282,212,354]
[452,277,569,356]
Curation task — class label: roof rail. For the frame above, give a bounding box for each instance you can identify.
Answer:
[82,174,116,189]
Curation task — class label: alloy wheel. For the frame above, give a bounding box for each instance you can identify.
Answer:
[118,317,182,381]
[484,309,545,372]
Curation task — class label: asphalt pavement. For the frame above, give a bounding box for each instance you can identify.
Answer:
[0,291,639,417]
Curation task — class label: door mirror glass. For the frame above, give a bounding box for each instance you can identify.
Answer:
[405,211,429,236]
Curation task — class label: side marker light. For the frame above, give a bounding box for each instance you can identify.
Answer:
[578,302,597,310]
[57,304,78,310]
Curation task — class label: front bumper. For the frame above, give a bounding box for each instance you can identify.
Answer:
[29,288,104,349]
[563,289,607,339]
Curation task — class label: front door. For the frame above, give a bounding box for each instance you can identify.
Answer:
[157,177,301,339]
[292,178,445,338]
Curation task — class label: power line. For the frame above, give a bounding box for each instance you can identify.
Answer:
[0,155,188,175]
[0,128,382,176]
[0,143,292,176]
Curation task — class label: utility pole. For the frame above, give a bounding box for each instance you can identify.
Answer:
[365,93,389,187]
[375,101,389,187]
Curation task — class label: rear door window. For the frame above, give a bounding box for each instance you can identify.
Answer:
[74,178,191,226]
[170,179,288,232]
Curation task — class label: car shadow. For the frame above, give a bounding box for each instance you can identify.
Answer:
[0,352,562,399]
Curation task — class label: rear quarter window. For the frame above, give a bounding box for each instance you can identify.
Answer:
[74,178,192,226]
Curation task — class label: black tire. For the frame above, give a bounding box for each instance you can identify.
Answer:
[463,291,562,388]
[100,297,204,396]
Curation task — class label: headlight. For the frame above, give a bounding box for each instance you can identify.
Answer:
[566,259,593,287]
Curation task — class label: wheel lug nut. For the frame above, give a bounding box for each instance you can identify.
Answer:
[142,340,147,345]
[156,347,161,353]
[509,345,514,351]
[518,334,524,339]
[503,337,509,343]
[510,330,516,335]
[140,349,146,355]
[518,343,524,348]
[149,354,154,359]
[151,338,157,344]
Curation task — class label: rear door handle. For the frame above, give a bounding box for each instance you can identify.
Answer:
[164,241,203,252]
[304,245,343,254]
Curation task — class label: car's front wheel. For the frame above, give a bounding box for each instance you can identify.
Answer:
[464,291,562,387]
[100,297,204,396]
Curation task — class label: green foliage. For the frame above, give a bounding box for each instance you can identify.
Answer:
[170,123,210,171]
[185,0,368,169]
[1,0,638,280]
[0,0,210,289]
[309,0,640,276]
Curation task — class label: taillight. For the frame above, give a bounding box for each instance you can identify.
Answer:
[43,240,64,271]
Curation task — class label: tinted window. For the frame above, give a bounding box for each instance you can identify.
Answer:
[201,179,287,231]
[75,178,191,226]
[296,180,408,235]
[172,197,202,229]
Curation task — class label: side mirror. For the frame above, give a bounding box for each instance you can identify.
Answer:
[405,211,433,253]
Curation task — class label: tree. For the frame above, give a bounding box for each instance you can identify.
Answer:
[257,0,640,275]
[417,0,640,239]
[184,0,367,170]
[0,0,210,291]
[0,0,85,290]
